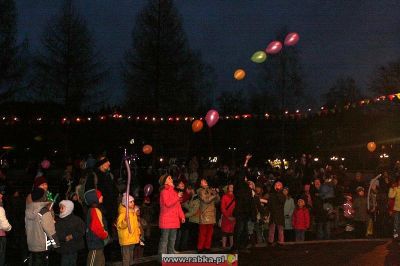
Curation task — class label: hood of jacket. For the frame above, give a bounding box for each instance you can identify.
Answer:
[84,189,99,206]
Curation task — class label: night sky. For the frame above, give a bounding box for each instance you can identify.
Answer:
[16,0,400,107]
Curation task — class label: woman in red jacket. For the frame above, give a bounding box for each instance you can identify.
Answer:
[292,198,310,242]
[158,175,185,258]
[221,184,236,249]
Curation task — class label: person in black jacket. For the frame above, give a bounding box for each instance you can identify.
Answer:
[85,157,119,235]
[231,155,256,253]
[55,200,85,266]
[268,181,286,245]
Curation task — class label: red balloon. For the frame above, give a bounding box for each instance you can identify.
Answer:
[284,32,300,46]
[142,145,153,155]
[205,109,219,128]
[265,41,282,54]
[41,160,51,169]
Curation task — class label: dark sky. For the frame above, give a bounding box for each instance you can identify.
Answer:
[16,0,400,107]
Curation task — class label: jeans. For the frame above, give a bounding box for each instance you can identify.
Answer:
[268,223,284,244]
[295,230,305,242]
[0,237,5,266]
[61,253,77,266]
[175,223,189,251]
[121,245,135,266]
[316,222,331,240]
[233,217,249,250]
[254,222,265,243]
[393,211,400,237]
[158,229,177,256]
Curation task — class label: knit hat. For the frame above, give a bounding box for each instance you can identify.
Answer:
[159,174,169,186]
[31,187,45,202]
[356,186,365,193]
[121,193,134,207]
[34,176,47,188]
[59,200,74,218]
[84,189,102,206]
[96,157,110,168]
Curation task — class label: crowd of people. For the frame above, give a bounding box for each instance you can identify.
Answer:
[0,153,399,265]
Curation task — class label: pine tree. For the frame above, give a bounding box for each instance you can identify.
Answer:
[0,0,28,102]
[123,0,213,115]
[34,0,105,113]
[369,59,400,95]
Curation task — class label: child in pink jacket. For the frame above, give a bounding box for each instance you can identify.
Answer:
[158,175,185,258]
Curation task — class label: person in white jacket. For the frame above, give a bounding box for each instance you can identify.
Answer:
[0,190,12,266]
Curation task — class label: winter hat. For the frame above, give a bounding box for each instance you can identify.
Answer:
[159,174,169,186]
[356,186,365,193]
[121,193,134,207]
[31,187,45,202]
[84,189,101,206]
[34,176,47,188]
[59,200,74,218]
[96,157,110,168]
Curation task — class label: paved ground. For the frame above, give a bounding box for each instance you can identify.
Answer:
[109,239,400,266]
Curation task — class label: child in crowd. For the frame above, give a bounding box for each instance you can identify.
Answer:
[84,189,108,266]
[292,198,310,242]
[353,187,368,238]
[117,193,141,266]
[55,200,85,266]
[25,187,60,265]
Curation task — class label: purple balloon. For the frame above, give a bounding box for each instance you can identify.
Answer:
[144,184,153,196]
[205,109,220,128]
[265,41,282,54]
[284,32,300,46]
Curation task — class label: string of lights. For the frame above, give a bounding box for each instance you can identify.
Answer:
[0,92,399,125]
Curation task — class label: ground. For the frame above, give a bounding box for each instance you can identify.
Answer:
[122,240,400,266]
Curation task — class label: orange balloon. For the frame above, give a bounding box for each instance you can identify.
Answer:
[192,120,204,133]
[142,144,153,155]
[367,142,376,152]
[234,69,246,80]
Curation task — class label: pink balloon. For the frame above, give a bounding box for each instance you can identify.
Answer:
[144,184,153,196]
[41,160,51,169]
[284,32,300,46]
[205,109,220,128]
[265,41,282,54]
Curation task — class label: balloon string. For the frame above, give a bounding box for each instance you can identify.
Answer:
[124,159,132,234]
